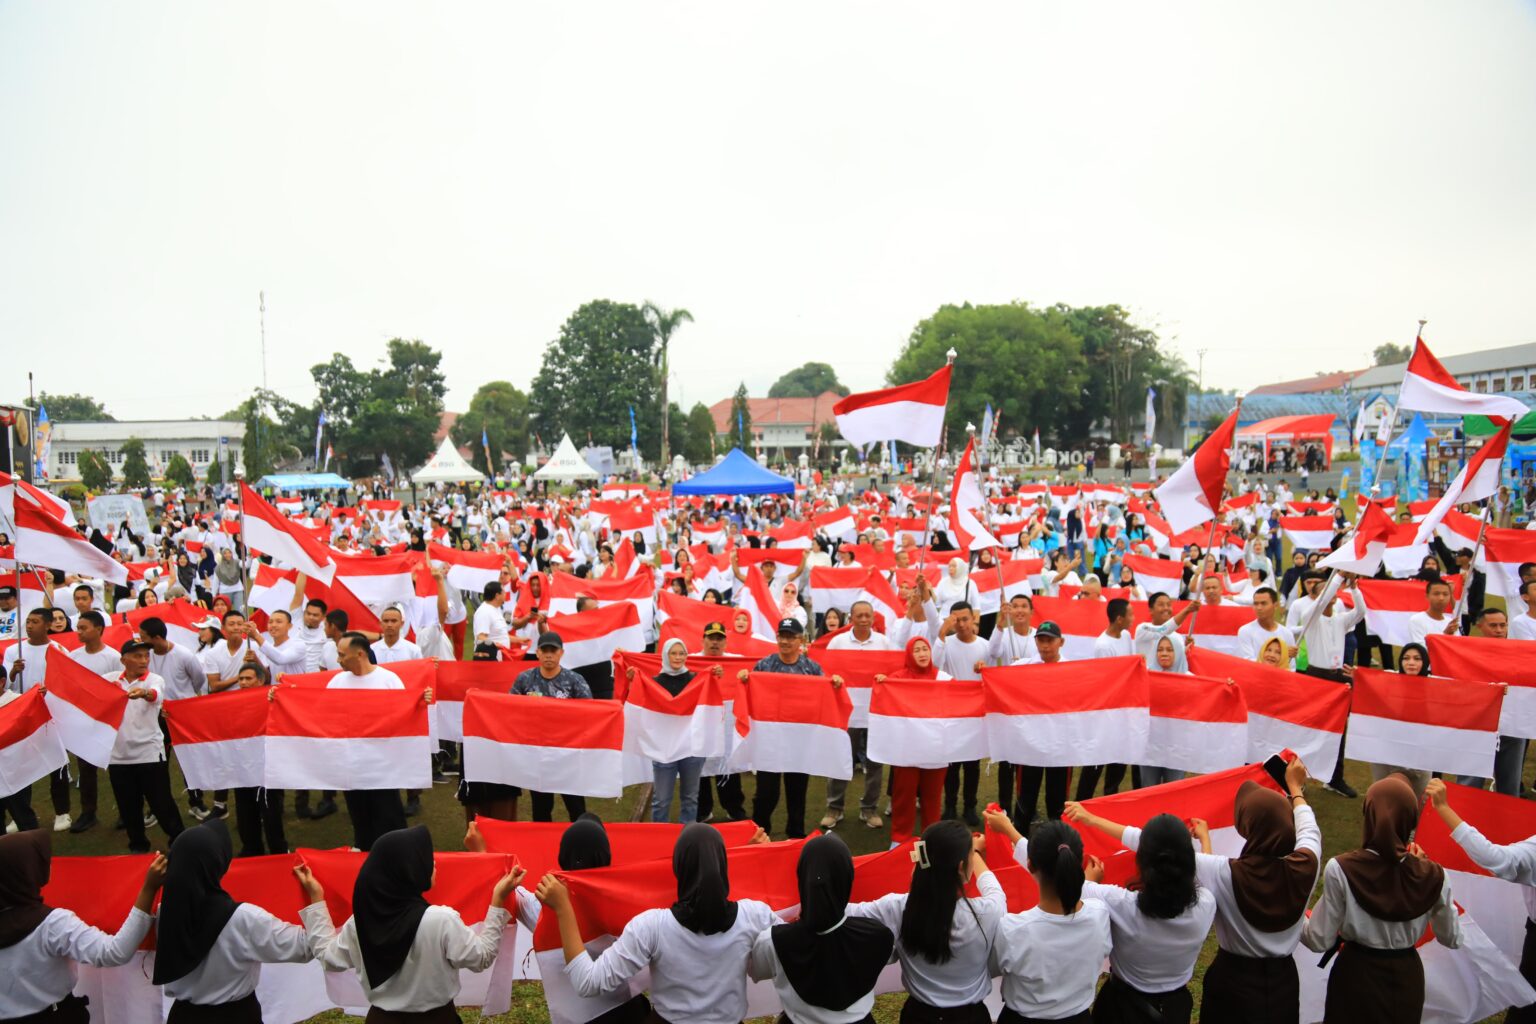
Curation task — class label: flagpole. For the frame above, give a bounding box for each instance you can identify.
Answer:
[1185,395,1243,640]
[1449,507,1490,634]
[1368,320,1425,496]
[968,423,1017,664]
[916,349,958,578]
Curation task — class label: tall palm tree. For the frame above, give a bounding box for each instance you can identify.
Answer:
[643,301,694,465]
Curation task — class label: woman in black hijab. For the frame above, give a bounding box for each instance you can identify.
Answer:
[0,832,166,1023]
[749,833,894,1024]
[154,820,312,1022]
[296,825,521,1022]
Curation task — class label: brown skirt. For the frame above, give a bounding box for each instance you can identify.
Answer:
[1091,974,1192,1024]
[167,992,262,1024]
[365,1004,461,1024]
[1322,943,1422,1024]
[1198,947,1299,1024]
[5,994,90,1024]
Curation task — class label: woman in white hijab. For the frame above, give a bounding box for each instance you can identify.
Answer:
[933,557,973,610]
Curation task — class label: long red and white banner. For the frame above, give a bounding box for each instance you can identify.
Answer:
[1186,647,1349,771]
[622,669,732,764]
[727,672,853,779]
[463,690,626,798]
[867,677,988,768]
[1427,634,1536,740]
[1145,673,1249,774]
[162,687,271,790]
[982,657,1151,767]
[265,687,433,790]
[1345,667,1502,778]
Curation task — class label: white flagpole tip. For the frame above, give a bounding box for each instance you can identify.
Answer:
[965,423,976,434]
[945,348,957,365]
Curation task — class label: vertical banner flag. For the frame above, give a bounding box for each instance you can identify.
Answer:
[978,404,994,465]
[1144,387,1157,445]
[314,411,326,466]
[629,406,638,453]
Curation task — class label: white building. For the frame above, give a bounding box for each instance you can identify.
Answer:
[47,420,245,482]
[1351,341,1536,398]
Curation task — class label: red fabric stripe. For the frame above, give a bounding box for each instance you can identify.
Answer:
[832,365,950,415]
[163,687,270,744]
[810,648,909,689]
[869,677,985,719]
[982,657,1149,714]
[267,688,430,739]
[545,601,642,643]
[1350,667,1503,732]
[463,690,625,749]
[1186,648,1350,732]
[741,672,853,729]
[547,572,652,603]
[1122,554,1182,579]
[427,541,504,570]
[1417,781,1536,877]
[1427,635,1536,688]
[1408,337,1464,390]
[434,660,522,701]
[624,671,730,714]
[1150,673,1248,724]
[0,686,52,745]
[44,647,128,728]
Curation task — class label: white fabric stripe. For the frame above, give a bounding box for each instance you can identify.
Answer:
[43,692,119,767]
[868,712,987,768]
[263,735,433,790]
[173,735,265,790]
[1399,371,1529,420]
[445,565,501,593]
[1245,713,1341,773]
[1360,606,1415,647]
[561,624,644,669]
[1500,688,1536,740]
[462,736,624,797]
[726,720,853,779]
[437,701,467,743]
[811,587,863,615]
[1345,713,1498,778]
[623,702,727,763]
[1144,716,1248,774]
[836,399,945,447]
[0,718,67,794]
[984,706,1149,768]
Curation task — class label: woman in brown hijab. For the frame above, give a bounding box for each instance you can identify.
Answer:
[1302,772,1462,1022]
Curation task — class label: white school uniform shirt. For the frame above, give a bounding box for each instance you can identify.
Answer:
[1297,601,1364,672]
[992,860,1112,1019]
[1078,879,1217,992]
[1092,630,1135,659]
[301,902,509,1012]
[69,643,123,677]
[1407,610,1456,647]
[104,670,167,764]
[1235,621,1295,663]
[371,637,424,664]
[1301,858,1462,953]
[1121,809,1320,958]
[1449,821,1536,922]
[565,901,779,1024]
[748,921,881,1024]
[0,907,153,1017]
[162,903,312,1006]
[151,642,209,701]
[3,639,65,694]
[987,627,1038,666]
[1511,613,1536,643]
[845,871,1006,1007]
[325,666,404,690]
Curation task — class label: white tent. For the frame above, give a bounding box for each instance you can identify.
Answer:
[410,436,487,485]
[532,432,601,481]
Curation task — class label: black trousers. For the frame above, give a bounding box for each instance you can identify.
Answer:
[343,790,407,851]
[696,773,747,821]
[1,783,39,831]
[529,791,587,822]
[752,771,809,838]
[1015,765,1070,826]
[997,762,1016,814]
[1075,764,1132,800]
[1303,667,1352,782]
[108,762,185,849]
[942,760,980,815]
[234,787,288,856]
[1093,974,1192,1024]
[293,790,337,813]
[1509,918,1536,1023]
[49,759,98,816]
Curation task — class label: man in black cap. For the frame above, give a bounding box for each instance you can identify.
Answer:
[512,631,592,821]
[735,617,844,839]
[694,620,746,822]
[1013,621,1074,836]
[698,620,729,657]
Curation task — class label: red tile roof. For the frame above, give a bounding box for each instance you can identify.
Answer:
[1247,370,1366,396]
[708,391,843,435]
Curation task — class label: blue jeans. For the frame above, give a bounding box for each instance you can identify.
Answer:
[1138,766,1185,789]
[652,757,705,823]
[1457,736,1528,797]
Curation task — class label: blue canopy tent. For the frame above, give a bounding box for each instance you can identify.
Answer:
[671,448,795,496]
[254,472,352,491]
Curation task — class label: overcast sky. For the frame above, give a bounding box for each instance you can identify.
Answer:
[3,2,1534,423]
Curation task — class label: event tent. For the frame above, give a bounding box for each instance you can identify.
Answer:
[1235,414,1337,468]
[411,436,487,485]
[532,433,601,481]
[253,472,352,491]
[672,448,795,496]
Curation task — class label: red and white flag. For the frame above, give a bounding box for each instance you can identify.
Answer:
[1414,420,1512,547]
[1153,408,1236,534]
[867,678,987,768]
[14,497,127,585]
[727,672,853,779]
[1427,634,1536,741]
[735,566,783,639]
[982,657,1150,767]
[462,690,625,798]
[1475,526,1536,602]
[1183,604,1257,658]
[948,438,1000,552]
[622,669,732,763]
[1145,673,1249,774]
[1357,578,1462,647]
[330,551,419,607]
[814,648,909,728]
[1381,521,1431,578]
[427,542,505,594]
[247,563,298,617]
[812,507,858,543]
[162,688,270,790]
[1278,516,1336,552]
[0,687,68,795]
[1319,500,1396,576]
[544,602,645,670]
[1398,335,1529,421]
[807,566,873,615]
[42,647,129,766]
[1020,597,1121,662]
[433,660,521,742]
[1122,554,1183,598]
[264,687,433,790]
[547,572,655,634]
[1434,508,1485,554]
[765,520,816,550]
[1346,666,1502,778]
[1187,648,1350,771]
[833,365,951,447]
[972,558,1039,617]
[240,483,336,584]
[122,599,206,649]
[856,569,906,627]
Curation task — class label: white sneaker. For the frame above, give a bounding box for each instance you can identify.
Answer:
[4,821,17,834]
[53,814,72,832]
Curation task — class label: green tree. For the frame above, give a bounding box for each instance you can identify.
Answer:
[1053,304,1191,444]
[642,301,693,465]
[683,403,717,464]
[31,392,113,421]
[665,402,689,466]
[728,383,753,450]
[222,389,314,482]
[452,381,529,476]
[1374,341,1411,366]
[888,303,1089,449]
[529,301,661,457]
[768,362,849,398]
[120,437,151,488]
[815,421,840,466]
[312,340,446,475]
[163,453,197,489]
[77,449,113,492]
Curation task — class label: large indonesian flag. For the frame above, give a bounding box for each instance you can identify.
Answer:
[264,687,433,790]
[434,660,521,742]
[0,687,68,795]
[1145,673,1249,774]
[1278,516,1336,551]
[544,602,645,670]
[1319,499,1395,576]
[462,691,625,799]
[1183,604,1256,657]
[807,566,873,615]
[1187,647,1350,770]
[1153,408,1236,534]
[1414,421,1511,547]
[14,496,127,585]
[548,572,656,633]
[1357,578,1462,647]
[240,482,336,584]
[162,687,270,790]
[1398,335,1529,421]
[867,678,987,768]
[815,648,916,728]
[622,669,732,763]
[1426,635,1536,741]
[1345,667,1502,778]
[329,550,420,606]
[1122,554,1182,598]
[43,647,128,766]
[948,438,999,551]
[727,672,854,779]
[982,657,1151,768]
[972,558,1039,616]
[1476,526,1536,602]
[833,364,951,447]
[427,542,504,593]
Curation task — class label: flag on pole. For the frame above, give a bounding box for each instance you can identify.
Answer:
[1353,399,1367,446]
[1144,387,1157,445]
[949,438,1000,551]
[978,404,994,464]
[1318,499,1395,575]
[629,406,638,453]
[313,411,326,466]
[1152,407,1238,534]
[1033,427,1041,462]
[239,482,337,584]
[832,365,951,447]
[14,495,127,584]
[1412,419,1512,546]
[1398,335,1529,420]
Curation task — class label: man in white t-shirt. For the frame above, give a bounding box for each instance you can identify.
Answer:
[992,594,1040,666]
[1015,621,1075,826]
[249,609,308,679]
[1235,587,1295,662]
[1407,577,1459,646]
[821,600,891,831]
[1092,598,1136,659]
[59,611,121,833]
[473,582,511,648]
[104,640,185,853]
[3,609,64,695]
[371,606,423,664]
[0,585,18,641]
[203,610,257,692]
[1511,580,1536,642]
[929,601,989,825]
[290,576,332,672]
[825,600,893,651]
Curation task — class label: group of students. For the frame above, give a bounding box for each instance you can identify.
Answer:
[7,752,1535,1024]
